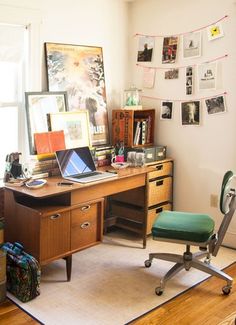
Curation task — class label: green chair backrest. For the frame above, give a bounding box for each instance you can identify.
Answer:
[220,171,234,214]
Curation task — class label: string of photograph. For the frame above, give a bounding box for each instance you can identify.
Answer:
[141,91,227,125]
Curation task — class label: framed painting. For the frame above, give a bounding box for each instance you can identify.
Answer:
[45,42,109,146]
[49,110,91,149]
[25,91,68,154]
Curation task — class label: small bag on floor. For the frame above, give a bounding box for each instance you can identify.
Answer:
[2,242,41,302]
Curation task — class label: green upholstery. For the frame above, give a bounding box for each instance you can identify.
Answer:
[152,211,215,243]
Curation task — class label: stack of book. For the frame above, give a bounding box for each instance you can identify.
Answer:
[28,155,60,178]
[133,115,152,146]
[92,145,115,167]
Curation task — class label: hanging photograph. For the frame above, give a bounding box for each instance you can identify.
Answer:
[198,62,217,90]
[207,23,224,41]
[143,67,156,88]
[45,42,109,146]
[165,68,179,79]
[186,66,194,95]
[162,36,178,64]
[160,101,173,120]
[49,111,91,149]
[182,31,201,59]
[205,95,226,115]
[137,36,154,62]
[25,91,68,154]
[181,101,200,125]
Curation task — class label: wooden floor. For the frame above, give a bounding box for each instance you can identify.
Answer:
[130,262,236,325]
[0,263,236,325]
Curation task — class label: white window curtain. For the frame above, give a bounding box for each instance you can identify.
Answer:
[0,24,27,179]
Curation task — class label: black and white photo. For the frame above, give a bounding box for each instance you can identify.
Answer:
[160,101,173,120]
[198,62,217,90]
[181,101,200,125]
[205,95,226,115]
[185,65,194,95]
[182,31,201,59]
[137,36,154,62]
[165,68,179,79]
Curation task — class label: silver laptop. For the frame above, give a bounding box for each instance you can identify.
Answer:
[55,146,117,183]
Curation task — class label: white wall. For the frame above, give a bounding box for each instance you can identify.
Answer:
[128,0,236,246]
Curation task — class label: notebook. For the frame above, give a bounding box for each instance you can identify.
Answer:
[55,146,117,184]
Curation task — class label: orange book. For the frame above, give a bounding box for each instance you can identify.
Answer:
[34,131,66,154]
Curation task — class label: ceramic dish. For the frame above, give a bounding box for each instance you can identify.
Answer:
[25,179,47,189]
[111,162,130,169]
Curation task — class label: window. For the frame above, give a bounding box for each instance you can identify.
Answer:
[0,24,27,179]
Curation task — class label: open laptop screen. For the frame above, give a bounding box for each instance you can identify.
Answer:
[56,147,96,177]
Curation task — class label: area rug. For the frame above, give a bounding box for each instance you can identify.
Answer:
[7,230,236,325]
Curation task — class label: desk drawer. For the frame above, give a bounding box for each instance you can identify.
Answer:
[148,176,172,207]
[71,200,103,251]
[147,203,172,234]
[148,161,172,180]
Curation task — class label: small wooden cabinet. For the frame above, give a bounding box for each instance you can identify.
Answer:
[108,159,173,236]
[4,190,104,266]
[112,109,155,147]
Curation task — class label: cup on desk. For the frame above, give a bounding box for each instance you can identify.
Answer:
[111,155,124,163]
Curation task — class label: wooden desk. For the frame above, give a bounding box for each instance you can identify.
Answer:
[4,160,173,280]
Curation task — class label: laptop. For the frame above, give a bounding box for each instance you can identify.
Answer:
[55,146,117,184]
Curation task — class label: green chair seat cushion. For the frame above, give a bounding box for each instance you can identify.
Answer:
[152,211,215,243]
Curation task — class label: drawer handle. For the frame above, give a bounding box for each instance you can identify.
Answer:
[156,207,163,214]
[156,165,163,171]
[80,221,91,229]
[50,213,61,220]
[156,180,163,187]
[81,205,91,211]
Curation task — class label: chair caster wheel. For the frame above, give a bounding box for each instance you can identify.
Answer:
[144,260,152,268]
[222,285,231,295]
[155,287,163,296]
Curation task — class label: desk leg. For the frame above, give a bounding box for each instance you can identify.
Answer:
[64,255,72,281]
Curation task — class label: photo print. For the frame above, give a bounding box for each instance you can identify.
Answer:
[137,36,155,62]
[198,62,217,90]
[182,31,201,59]
[181,100,200,126]
[186,66,194,95]
[207,23,224,41]
[160,101,173,120]
[165,68,179,80]
[162,36,178,64]
[205,95,226,115]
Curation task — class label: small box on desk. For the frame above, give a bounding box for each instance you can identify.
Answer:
[124,145,166,163]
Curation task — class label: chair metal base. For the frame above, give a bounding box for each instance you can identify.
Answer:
[144,246,233,296]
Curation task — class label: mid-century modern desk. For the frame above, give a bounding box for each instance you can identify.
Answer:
[4,159,173,280]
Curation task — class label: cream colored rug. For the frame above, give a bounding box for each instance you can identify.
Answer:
[8,230,236,325]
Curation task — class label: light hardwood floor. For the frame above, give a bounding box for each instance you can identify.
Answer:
[0,263,236,325]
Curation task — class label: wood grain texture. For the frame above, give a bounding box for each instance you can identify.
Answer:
[129,262,236,325]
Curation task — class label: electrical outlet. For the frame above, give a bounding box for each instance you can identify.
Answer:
[210,194,218,208]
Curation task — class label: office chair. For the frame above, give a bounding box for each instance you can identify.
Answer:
[145,170,236,296]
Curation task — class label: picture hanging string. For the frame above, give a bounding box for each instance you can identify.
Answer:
[134,15,228,38]
[141,91,227,103]
[136,54,228,70]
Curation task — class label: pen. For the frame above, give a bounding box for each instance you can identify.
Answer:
[106,170,118,174]
[57,182,74,186]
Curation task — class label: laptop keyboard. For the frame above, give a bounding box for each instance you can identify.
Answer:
[73,171,101,179]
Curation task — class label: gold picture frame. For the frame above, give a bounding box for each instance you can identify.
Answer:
[49,110,91,149]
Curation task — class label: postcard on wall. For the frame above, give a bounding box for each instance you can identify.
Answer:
[45,42,109,146]
[162,36,178,64]
[137,36,155,62]
[186,66,194,95]
[198,62,217,90]
[207,23,224,41]
[160,101,173,120]
[181,101,200,126]
[165,68,179,80]
[182,31,201,59]
[143,67,156,88]
[205,95,226,115]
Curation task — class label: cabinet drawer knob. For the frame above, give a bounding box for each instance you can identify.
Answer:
[156,165,163,171]
[50,213,61,220]
[81,205,91,211]
[80,221,91,229]
[156,207,163,214]
[156,180,163,187]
